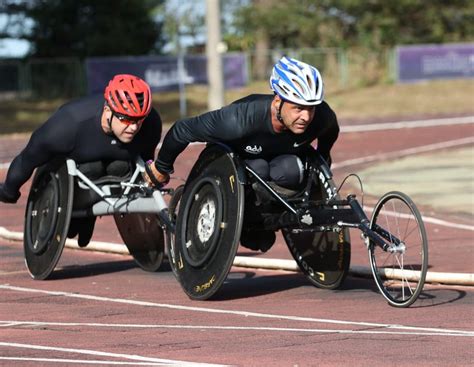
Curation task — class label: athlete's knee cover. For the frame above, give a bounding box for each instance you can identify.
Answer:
[269,154,304,189]
[76,161,106,181]
[76,160,131,180]
[245,158,270,180]
[105,160,131,177]
[72,160,132,210]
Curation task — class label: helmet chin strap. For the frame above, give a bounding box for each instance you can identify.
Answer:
[105,110,116,137]
[276,100,285,125]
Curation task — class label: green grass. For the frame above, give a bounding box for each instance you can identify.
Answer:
[1,78,473,135]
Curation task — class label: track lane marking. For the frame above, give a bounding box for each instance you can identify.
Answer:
[1,320,473,337]
[361,206,474,232]
[340,116,473,132]
[332,136,474,169]
[0,342,226,366]
[0,357,172,366]
[1,284,472,336]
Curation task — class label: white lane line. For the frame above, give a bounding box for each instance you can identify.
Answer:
[362,206,474,232]
[1,320,472,337]
[340,115,474,133]
[0,342,226,367]
[0,357,168,366]
[421,216,474,231]
[332,136,474,169]
[1,284,472,336]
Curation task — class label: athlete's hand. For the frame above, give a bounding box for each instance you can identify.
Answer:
[0,183,20,204]
[143,161,170,188]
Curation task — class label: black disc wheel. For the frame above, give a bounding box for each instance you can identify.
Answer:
[173,146,244,300]
[114,213,165,272]
[24,162,73,279]
[282,160,351,289]
[368,191,428,308]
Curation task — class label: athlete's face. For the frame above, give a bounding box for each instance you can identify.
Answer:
[102,106,144,143]
[111,114,144,143]
[280,101,315,134]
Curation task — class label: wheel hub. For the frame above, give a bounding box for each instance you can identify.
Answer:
[197,198,216,243]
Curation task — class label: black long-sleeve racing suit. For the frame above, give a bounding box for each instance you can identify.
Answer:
[1,94,162,202]
[155,94,339,174]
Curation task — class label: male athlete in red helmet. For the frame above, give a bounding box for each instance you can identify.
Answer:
[0,74,162,246]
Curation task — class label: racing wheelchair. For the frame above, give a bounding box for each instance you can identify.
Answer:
[167,144,428,308]
[24,157,174,280]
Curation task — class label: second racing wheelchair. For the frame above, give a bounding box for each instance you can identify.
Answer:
[166,144,428,308]
[23,157,173,280]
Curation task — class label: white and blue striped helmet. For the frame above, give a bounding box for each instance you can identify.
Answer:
[270,56,324,106]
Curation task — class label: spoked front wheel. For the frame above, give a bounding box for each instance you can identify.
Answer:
[368,191,428,307]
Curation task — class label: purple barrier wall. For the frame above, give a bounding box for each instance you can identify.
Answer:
[396,43,474,82]
[86,53,248,94]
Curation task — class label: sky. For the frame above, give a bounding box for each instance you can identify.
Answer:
[0,38,30,57]
[0,14,30,57]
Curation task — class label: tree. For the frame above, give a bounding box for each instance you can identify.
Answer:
[231,0,474,51]
[0,0,166,58]
[330,0,474,49]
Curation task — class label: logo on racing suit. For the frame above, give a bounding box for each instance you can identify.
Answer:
[293,140,310,148]
[245,145,263,154]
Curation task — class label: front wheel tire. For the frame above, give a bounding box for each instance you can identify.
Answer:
[368,191,428,307]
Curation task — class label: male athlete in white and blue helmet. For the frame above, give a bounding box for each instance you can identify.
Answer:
[145,56,340,251]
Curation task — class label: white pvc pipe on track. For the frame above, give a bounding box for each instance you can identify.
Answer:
[1,226,472,286]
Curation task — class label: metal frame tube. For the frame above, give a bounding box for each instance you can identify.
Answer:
[245,165,297,215]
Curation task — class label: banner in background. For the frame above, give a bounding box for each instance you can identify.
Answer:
[86,53,248,94]
[396,43,474,82]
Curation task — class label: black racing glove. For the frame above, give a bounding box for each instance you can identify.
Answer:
[0,183,20,204]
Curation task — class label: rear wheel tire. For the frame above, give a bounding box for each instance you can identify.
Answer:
[282,163,351,290]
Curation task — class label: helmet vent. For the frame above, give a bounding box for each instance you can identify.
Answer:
[291,78,304,95]
[306,75,313,91]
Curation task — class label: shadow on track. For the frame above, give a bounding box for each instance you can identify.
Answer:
[50,259,139,280]
[409,288,467,308]
[211,271,309,300]
[210,273,383,301]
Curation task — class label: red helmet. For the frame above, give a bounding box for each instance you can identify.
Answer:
[104,74,152,118]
